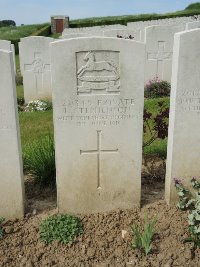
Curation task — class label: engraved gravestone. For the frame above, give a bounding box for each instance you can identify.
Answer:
[19,36,54,102]
[61,33,92,39]
[165,29,200,203]
[145,25,184,83]
[0,50,24,219]
[51,37,145,213]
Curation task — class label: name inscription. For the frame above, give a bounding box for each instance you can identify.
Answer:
[57,97,139,126]
[177,90,200,113]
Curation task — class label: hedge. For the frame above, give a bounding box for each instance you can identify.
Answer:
[69,9,200,28]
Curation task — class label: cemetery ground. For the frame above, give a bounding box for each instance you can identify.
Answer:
[0,80,199,266]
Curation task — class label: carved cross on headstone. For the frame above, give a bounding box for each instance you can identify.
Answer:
[80,130,118,190]
[147,41,173,79]
[24,52,51,93]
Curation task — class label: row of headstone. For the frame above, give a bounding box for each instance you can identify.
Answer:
[1,28,200,218]
[19,20,200,102]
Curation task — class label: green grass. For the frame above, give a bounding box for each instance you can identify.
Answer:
[19,110,54,150]
[15,54,20,70]
[16,85,24,99]
[0,23,48,40]
[143,97,169,157]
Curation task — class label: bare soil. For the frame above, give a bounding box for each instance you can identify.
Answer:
[0,157,199,267]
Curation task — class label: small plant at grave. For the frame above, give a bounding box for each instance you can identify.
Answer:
[144,77,171,99]
[24,100,52,112]
[39,214,83,244]
[131,214,157,255]
[0,217,5,238]
[175,178,200,249]
[23,134,56,187]
[143,100,169,148]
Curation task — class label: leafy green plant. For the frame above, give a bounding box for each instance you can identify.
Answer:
[23,134,56,187]
[145,77,171,99]
[0,217,5,238]
[175,178,200,249]
[40,214,83,244]
[131,215,157,255]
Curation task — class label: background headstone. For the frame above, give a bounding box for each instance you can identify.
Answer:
[103,29,142,41]
[0,50,24,219]
[186,21,200,30]
[51,37,145,214]
[61,33,92,39]
[19,36,54,102]
[144,25,185,83]
[165,29,200,203]
[0,40,16,74]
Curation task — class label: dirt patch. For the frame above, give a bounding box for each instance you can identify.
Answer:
[0,157,199,267]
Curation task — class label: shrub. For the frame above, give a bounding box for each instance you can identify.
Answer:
[143,100,169,148]
[175,178,200,249]
[185,2,200,10]
[24,100,52,112]
[23,134,56,187]
[144,77,171,98]
[40,214,83,244]
[0,217,5,238]
[131,214,157,255]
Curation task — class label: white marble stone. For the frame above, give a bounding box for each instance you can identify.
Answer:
[0,40,16,74]
[51,37,145,214]
[0,50,24,219]
[61,33,92,39]
[144,25,185,83]
[19,36,54,102]
[103,28,142,41]
[186,21,200,30]
[165,29,200,204]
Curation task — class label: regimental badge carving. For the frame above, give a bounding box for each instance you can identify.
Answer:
[76,51,120,95]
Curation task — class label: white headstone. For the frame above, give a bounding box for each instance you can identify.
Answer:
[186,21,200,30]
[19,36,54,103]
[0,50,24,219]
[0,40,16,74]
[103,29,142,41]
[61,33,92,39]
[165,29,200,203]
[144,25,185,83]
[51,37,145,214]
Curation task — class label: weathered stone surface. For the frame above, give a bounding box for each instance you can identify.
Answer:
[185,21,200,30]
[103,29,142,41]
[165,29,200,203]
[144,25,185,83]
[0,40,16,73]
[61,33,92,39]
[51,37,145,213]
[0,50,24,219]
[19,36,54,102]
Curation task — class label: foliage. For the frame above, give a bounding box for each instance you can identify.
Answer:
[23,134,56,187]
[40,214,83,244]
[70,10,200,28]
[0,20,16,27]
[0,217,5,238]
[175,178,200,249]
[131,215,157,255]
[143,99,169,149]
[185,2,200,10]
[16,70,23,86]
[145,78,171,98]
[31,25,51,37]
[24,100,52,112]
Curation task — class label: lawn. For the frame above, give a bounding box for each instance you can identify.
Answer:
[0,23,48,40]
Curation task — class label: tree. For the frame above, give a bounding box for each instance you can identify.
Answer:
[185,2,200,10]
